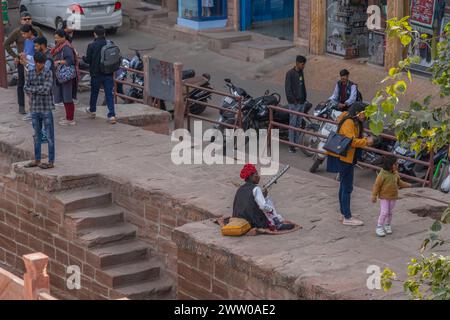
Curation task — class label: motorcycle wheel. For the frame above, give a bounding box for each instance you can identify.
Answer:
[309,158,323,173]
[189,101,207,115]
[299,127,320,158]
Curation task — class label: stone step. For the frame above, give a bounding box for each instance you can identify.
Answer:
[54,187,112,213]
[78,224,137,248]
[219,48,250,62]
[65,205,124,233]
[229,40,294,62]
[112,276,174,300]
[86,239,150,268]
[202,32,253,52]
[95,258,161,288]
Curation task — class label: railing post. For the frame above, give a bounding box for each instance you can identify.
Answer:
[113,71,118,104]
[173,62,184,130]
[143,55,152,106]
[22,253,50,300]
[268,106,273,157]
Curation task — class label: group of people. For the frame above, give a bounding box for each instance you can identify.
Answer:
[232,55,413,236]
[3,12,118,169]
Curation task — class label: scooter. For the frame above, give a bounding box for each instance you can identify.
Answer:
[308,100,342,173]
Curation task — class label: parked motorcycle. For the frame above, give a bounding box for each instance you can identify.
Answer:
[394,141,449,183]
[213,78,288,139]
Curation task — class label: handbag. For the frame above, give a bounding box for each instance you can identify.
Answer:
[56,64,76,84]
[323,131,352,156]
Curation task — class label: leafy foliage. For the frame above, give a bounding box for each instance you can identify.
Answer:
[365,18,450,154]
[375,18,450,300]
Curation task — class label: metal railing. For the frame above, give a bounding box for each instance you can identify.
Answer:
[268,104,435,186]
[184,83,243,132]
[78,65,145,104]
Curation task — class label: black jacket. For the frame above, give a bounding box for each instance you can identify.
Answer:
[232,182,269,229]
[82,37,109,76]
[285,67,307,104]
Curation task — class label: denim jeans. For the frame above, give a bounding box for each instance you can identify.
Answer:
[339,163,354,219]
[31,112,55,163]
[288,103,305,145]
[89,74,116,118]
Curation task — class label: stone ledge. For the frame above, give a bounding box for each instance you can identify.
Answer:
[95,104,171,135]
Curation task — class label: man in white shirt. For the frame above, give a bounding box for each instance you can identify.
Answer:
[329,69,360,111]
[233,164,287,230]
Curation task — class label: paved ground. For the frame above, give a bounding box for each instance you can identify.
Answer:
[0,87,448,299]
[4,6,448,192]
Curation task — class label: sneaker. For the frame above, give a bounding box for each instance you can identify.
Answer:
[108,116,117,124]
[376,226,386,237]
[22,113,32,121]
[384,225,392,234]
[289,146,296,153]
[85,107,96,119]
[73,99,79,105]
[54,102,64,107]
[343,217,364,226]
[59,119,76,126]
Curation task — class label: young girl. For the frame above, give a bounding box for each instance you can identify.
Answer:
[372,156,412,237]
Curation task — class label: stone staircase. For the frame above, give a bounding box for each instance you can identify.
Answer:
[55,187,173,300]
[203,32,294,63]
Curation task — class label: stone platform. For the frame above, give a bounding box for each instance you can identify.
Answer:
[0,88,448,300]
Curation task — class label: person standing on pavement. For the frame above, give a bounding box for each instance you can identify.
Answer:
[326,102,374,226]
[23,52,55,170]
[83,25,117,124]
[3,11,42,115]
[51,29,79,126]
[285,55,307,153]
[33,37,53,72]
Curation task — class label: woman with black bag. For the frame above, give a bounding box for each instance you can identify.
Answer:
[51,29,79,126]
[326,102,374,226]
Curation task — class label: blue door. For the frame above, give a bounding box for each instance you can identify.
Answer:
[241,0,294,31]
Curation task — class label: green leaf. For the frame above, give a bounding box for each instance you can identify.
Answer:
[400,34,412,46]
[423,95,433,106]
[431,220,442,232]
[394,81,407,94]
[381,100,395,114]
[369,120,384,135]
[407,70,412,82]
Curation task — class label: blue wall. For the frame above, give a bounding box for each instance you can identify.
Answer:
[241,0,294,30]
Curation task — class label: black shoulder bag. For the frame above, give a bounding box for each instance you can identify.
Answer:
[323,119,352,156]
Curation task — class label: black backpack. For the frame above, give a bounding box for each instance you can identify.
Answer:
[100,40,121,74]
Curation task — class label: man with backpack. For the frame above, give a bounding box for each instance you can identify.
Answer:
[83,25,121,124]
[328,69,363,111]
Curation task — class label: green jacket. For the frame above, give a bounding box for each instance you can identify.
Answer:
[4,25,43,59]
[372,169,411,200]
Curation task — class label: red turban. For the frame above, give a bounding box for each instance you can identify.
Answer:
[240,163,257,180]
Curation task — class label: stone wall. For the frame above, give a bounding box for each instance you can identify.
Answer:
[297,0,311,47]
[0,154,215,299]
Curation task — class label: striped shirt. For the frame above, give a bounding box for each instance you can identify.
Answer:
[24,68,55,113]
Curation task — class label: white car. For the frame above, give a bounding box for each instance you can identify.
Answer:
[19,0,122,33]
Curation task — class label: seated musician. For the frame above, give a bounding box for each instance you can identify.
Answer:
[233,164,291,231]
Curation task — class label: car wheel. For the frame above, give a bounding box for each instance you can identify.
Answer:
[55,17,63,30]
[108,28,118,35]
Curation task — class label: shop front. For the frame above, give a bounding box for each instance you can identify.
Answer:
[325,0,388,66]
[241,0,295,40]
[407,0,450,74]
[178,0,228,30]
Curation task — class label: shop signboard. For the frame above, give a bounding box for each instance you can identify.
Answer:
[148,58,175,102]
[410,0,436,29]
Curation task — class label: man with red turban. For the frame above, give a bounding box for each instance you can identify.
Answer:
[233,164,286,230]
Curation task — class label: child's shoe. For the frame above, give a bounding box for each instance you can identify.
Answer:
[384,225,392,234]
[376,226,386,237]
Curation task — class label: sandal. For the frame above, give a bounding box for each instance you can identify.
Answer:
[39,162,54,170]
[24,161,40,168]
